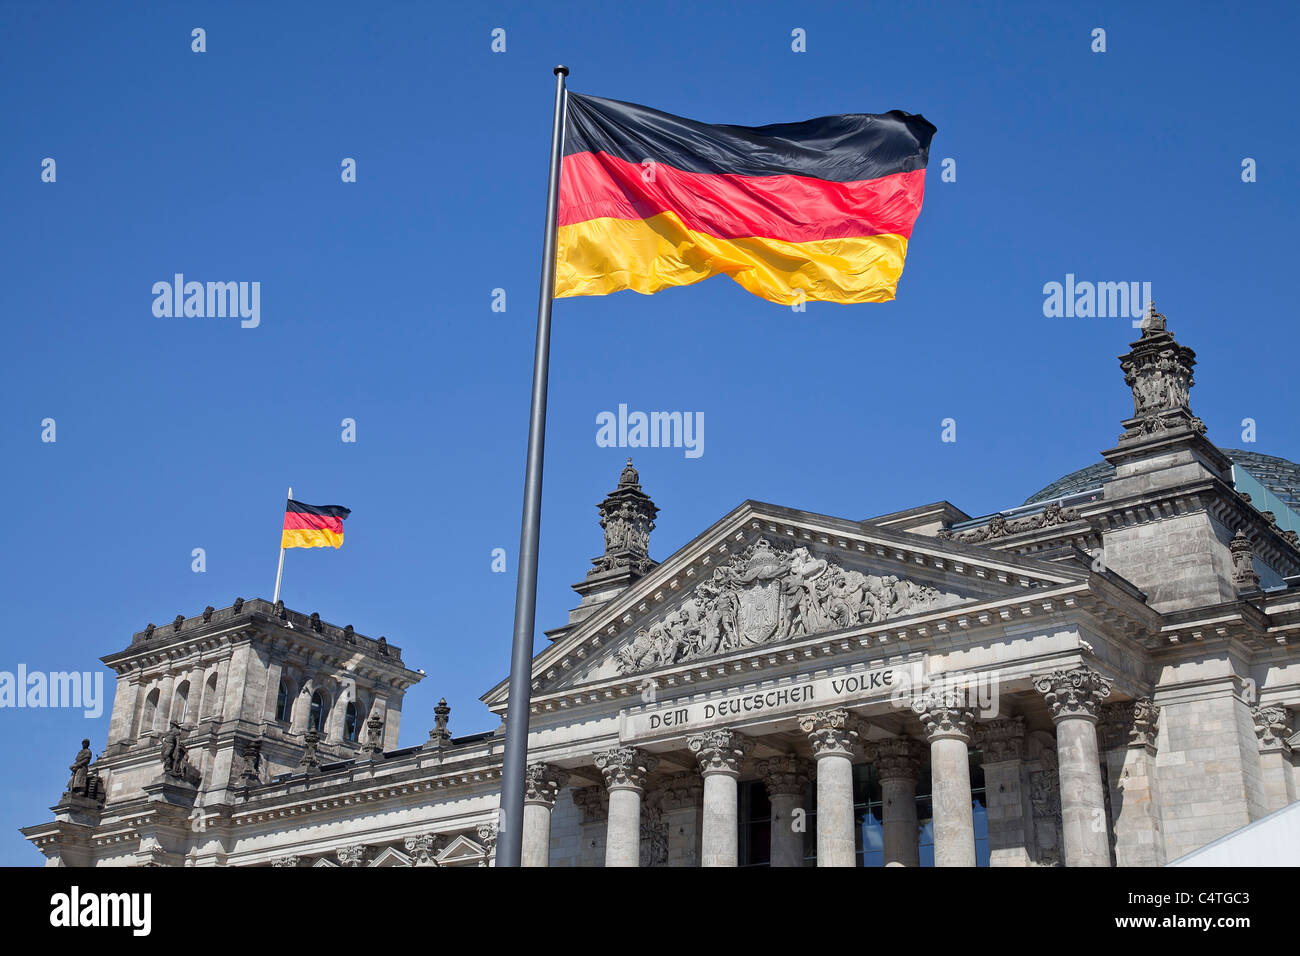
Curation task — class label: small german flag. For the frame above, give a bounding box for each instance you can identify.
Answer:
[556,93,935,305]
[282,500,351,549]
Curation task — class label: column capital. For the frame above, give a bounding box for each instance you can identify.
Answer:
[1098,697,1160,750]
[687,728,754,776]
[523,763,571,808]
[572,784,608,823]
[873,737,924,781]
[755,755,814,796]
[1253,705,1293,754]
[974,717,1026,762]
[659,771,703,811]
[912,693,975,742]
[336,844,369,867]
[1034,666,1113,723]
[798,709,866,758]
[403,833,446,866]
[476,823,499,858]
[594,747,659,792]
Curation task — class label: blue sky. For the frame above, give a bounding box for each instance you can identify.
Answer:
[1,1,1296,864]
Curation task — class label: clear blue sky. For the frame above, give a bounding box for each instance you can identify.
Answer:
[2,1,1296,864]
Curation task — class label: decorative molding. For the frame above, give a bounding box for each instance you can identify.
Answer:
[572,785,608,823]
[912,693,975,742]
[939,501,1086,544]
[1098,698,1159,751]
[403,833,446,866]
[1253,706,1293,753]
[523,763,570,808]
[687,728,754,776]
[974,717,1025,762]
[1034,666,1113,722]
[594,747,659,791]
[872,737,924,780]
[1231,530,1262,591]
[755,755,814,796]
[658,771,704,811]
[798,708,866,758]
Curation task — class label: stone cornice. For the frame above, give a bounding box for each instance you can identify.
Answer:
[510,580,1156,719]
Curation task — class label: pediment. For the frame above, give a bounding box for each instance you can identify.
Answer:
[507,503,1084,700]
[435,834,487,867]
[369,846,412,867]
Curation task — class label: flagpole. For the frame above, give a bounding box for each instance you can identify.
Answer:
[499,65,568,868]
[273,485,292,604]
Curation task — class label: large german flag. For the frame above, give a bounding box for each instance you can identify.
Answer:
[556,93,935,305]
[282,500,351,549]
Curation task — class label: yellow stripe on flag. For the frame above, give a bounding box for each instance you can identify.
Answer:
[281,528,344,549]
[555,210,909,305]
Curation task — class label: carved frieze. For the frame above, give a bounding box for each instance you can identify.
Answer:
[616,538,956,674]
[938,501,1085,543]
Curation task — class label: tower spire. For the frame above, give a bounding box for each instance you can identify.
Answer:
[590,458,658,576]
[1116,301,1205,442]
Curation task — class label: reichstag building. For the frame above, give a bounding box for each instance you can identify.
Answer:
[23,307,1300,866]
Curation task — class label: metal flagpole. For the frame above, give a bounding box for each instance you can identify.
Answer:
[498,65,568,868]
[273,485,292,604]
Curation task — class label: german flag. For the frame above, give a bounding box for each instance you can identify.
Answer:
[556,93,936,305]
[282,500,351,549]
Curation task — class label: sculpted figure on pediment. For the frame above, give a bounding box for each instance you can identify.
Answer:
[615,538,953,674]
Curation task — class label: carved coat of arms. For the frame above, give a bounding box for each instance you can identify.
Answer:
[614,538,955,674]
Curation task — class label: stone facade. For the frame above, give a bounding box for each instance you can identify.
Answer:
[22,310,1300,866]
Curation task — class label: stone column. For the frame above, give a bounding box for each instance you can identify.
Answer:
[875,737,923,867]
[521,763,570,867]
[914,694,977,867]
[1098,698,1164,866]
[661,773,704,867]
[975,717,1031,867]
[1253,706,1296,813]
[799,709,862,867]
[757,756,813,868]
[1035,666,1113,867]
[688,729,753,867]
[595,747,658,867]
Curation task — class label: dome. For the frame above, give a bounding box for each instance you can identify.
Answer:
[1024,449,1300,515]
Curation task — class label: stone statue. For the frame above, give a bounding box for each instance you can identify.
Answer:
[159,721,201,785]
[65,739,93,797]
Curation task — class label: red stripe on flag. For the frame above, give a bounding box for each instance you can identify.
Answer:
[558,151,926,243]
[283,512,344,534]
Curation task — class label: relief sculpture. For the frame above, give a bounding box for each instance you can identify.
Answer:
[615,538,955,674]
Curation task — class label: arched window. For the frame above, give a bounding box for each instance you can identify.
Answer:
[309,691,328,734]
[201,671,220,718]
[343,702,359,742]
[171,681,190,724]
[275,681,292,722]
[140,688,160,736]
